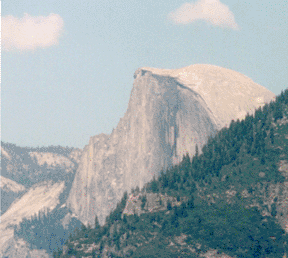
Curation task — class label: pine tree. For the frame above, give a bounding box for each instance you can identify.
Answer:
[284,89,288,104]
[141,195,147,210]
[99,240,104,254]
[238,141,246,159]
[121,191,128,207]
[182,153,191,179]
[133,210,139,223]
[270,126,275,145]
[271,199,278,218]
[123,214,127,224]
[251,140,257,156]
[274,101,283,121]
[151,174,158,193]
[135,186,140,194]
[115,235,120,250]
[195,144,199,157]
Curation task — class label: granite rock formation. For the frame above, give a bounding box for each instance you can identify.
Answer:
[0,180,83,258]
[0,143,83,257]
[0,176,26,215]
[66,64,276,226]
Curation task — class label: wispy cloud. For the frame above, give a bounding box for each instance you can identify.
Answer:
[2,13,64,51]
[168,0,239,30]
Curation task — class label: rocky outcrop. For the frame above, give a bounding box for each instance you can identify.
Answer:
[121,191,187,218]
[66,64,276,226]
[0,176,26,215]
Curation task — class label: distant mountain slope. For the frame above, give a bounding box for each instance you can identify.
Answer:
[0,143,83,258]
[0,176,26,193]
[0,180,65,257]
[1,142,82,188]
[0,180,82,258]
[0,176,26,215]
[67,64,276,227]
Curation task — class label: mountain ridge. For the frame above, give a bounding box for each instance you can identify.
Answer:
[67,64,276,227]
[54,88,288,258]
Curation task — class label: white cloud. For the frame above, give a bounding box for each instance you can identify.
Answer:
[2,13,64,51]
[168,0,239,29]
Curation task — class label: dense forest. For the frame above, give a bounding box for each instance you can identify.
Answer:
[17,88,288,258]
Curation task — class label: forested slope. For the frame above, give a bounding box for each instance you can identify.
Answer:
[50,88,288,257]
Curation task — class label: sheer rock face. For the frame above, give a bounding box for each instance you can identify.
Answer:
[66,64,276,226]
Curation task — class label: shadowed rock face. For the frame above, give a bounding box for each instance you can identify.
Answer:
[66,64,276,226]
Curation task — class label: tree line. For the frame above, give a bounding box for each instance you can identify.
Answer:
[52,88,288,257]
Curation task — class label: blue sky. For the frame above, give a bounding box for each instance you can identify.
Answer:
[2,0,287,149]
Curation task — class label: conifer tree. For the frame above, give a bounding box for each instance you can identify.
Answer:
[80,223,87,238]
[151,174,158,193]
[121,191,128,206]
[271,198,278,218]
[123,214,127,224]
[270,126,275,145]
[274,101,283,121]
[133,209,139,223]
[141,195,147,210]
[135,186,140,194]
[195,144,199,157]
[251,140,257,156]
[99,240,104,254]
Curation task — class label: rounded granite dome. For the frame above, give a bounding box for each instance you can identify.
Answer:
[136,64,275,127]
[140,64,252,83]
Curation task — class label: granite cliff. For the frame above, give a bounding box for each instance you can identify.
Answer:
[66,64,276,226]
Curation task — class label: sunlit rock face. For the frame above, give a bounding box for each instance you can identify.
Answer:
[0,143,83,257]
[67,64,276,226]
[0,176,26,215]
[0,180,82,258]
